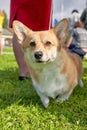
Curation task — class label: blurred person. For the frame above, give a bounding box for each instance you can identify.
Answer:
[54,19,58,26]
[65,21,87,58]
[80,1,87,30]
[69,9,80,31]
[9,0,52,80]
[0,10,4,55]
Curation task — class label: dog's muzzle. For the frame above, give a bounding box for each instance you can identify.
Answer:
[34,51,50,63]
[34,51,43,60]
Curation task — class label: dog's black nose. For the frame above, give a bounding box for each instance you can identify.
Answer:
[34,51,43,59]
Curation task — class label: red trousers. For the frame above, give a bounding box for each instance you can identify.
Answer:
[9,0,52,30]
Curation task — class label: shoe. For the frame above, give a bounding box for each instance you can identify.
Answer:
[19,76,30,81]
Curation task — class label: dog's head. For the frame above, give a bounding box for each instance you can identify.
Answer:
[13,19,69,64]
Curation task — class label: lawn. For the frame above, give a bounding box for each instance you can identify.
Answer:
[0,47,87,130]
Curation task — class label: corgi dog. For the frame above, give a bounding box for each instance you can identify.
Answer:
[13,19,83,108]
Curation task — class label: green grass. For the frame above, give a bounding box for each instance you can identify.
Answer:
[0,47,87,130]
[3,47,13,52]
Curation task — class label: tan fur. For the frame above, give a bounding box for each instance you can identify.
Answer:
[60,49,83,93]
[13,19,83,108]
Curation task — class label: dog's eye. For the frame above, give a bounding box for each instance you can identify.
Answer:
[30,41,36,47]
[45,41,51,46]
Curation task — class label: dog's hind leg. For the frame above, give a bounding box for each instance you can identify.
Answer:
[78,79,84,88]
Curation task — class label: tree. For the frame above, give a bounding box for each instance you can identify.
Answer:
[2,10,8,28]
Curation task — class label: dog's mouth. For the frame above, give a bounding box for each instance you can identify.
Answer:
[34,51,51,63]
[35,59,50,63]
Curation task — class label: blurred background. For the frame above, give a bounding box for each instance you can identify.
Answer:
[0,0,87,49]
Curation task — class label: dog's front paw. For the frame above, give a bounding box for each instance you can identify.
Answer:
[40,96,49,108]
[56,94,69,102]
[43,98,49,108]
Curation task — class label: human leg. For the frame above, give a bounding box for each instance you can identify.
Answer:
[12,34,30,79]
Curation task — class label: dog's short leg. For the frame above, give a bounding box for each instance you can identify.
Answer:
[35,89,49,108]
[78,79,84,88]
[56,93,70,102]
[40,95,49,108]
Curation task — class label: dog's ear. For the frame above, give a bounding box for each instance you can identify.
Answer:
[13,20,32,44]
[53,18,69,43]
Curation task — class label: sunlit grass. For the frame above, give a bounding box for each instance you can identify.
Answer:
[3,46,13,52]
[0,47,87,130]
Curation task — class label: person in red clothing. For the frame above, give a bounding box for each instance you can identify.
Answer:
[9,0,52,80]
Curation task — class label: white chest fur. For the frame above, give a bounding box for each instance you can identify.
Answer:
[32,61,69,105]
